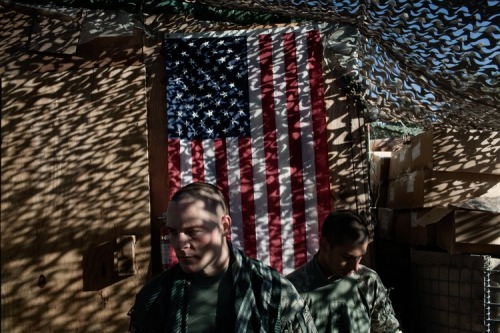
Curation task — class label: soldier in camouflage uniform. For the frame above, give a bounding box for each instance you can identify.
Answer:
[129,182,317,333]
[287,210,402,333]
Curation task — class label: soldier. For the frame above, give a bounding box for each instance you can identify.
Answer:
[287,210,402,333]
[129,182,317,333]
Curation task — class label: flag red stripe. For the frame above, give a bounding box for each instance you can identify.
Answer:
[166,138,181,267]
[307,30,331,234]
[259,34,283,273]
[191,140,205,183]
[214,139,230,211]
[284,32,308,269]
[167,138,181,199]
[238,137,257,258]
[214,138,231,242]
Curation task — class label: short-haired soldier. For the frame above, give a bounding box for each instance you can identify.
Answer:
[287,210,402,333]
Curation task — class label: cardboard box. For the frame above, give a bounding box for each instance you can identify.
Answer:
[410,130,433,171]
[395,209,437,246]
[370,151,392,188]
[386,170,500,209]
[436,210,500,255]
[377,207,394,240]
[433,124,500,175]
[388,130,433,180]
[392,210,411,244]
[388,145,410,180]
[370,152,391,207]
[377,208,438,246]
[450,195,500,212]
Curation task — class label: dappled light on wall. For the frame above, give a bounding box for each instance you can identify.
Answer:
[1,66,151,333]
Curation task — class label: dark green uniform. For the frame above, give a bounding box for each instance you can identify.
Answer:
[287,254,402,333]
[129,244,317,333]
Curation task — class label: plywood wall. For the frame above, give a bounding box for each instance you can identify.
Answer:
[1,43,151,333]
[1,7,370,332]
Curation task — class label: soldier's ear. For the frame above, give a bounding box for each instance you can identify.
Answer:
[221,215,231,236]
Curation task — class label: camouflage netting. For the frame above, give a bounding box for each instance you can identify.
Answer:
[4,0,500,130]
[195,0,500,131]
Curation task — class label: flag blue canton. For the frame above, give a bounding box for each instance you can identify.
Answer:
[165,36,251,140]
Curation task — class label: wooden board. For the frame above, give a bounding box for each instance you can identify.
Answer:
[1,8,371,331]
[1,66,151,333]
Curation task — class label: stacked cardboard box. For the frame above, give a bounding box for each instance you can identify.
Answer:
[370,125,500,254]
[369,151,392,208]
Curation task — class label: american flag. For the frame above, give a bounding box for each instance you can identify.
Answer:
[164,26,331,274]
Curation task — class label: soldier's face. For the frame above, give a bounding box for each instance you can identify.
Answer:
[319,239,368,278]
[166,198,230,276]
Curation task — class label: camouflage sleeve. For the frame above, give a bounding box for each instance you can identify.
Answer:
[279,278,318,333]
[365,274,402,333]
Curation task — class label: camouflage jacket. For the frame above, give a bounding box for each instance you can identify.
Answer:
[129,244,317,333]
[287,255,402,333]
